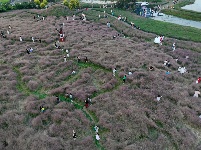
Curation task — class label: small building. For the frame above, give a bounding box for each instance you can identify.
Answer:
[135,2,152,18]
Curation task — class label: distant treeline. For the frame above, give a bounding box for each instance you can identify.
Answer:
[0,2,37,13]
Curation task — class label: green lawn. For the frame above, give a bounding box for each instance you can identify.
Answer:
[0,0,10,3]
[92,8,201,42]
[161,0,201,21]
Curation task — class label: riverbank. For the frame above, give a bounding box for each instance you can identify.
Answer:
[161,0,201,21]
[181,0,201,12]
[151,12,201,29]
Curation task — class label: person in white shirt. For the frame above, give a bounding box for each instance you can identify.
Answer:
[96,133,100,141]
[19,36,22,42]
[193,91,200,98]
[172,42,176,51]
[94,125,99,133]
[32,37,34,43]
[113,68,117,76]
[156,95,162,101]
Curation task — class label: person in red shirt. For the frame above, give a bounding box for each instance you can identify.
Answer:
[197,77,201,83]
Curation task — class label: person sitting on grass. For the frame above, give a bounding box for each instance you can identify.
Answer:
[166,71,170,75]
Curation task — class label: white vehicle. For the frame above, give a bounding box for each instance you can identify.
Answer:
[136,2,149,6]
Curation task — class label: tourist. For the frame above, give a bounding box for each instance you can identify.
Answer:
[73,130,76,140]
[85,57,88,63]
[94,125,99,133]
[40,106,45,113]
[123,75,127,83]
[29,47,33,52]
[19,36,22,42]
[26,49,30,54]
[32,37,34,43]
[77,56,81,63]
[56,96,60,103]
[196,77,201,84]
[113,68,117,76]
[85,98,90,108]
[167,61,171,67]
[96,133,100,141]
[178,67,187,74]
[156,95,162,101]
[64,56,67,62]
[7,30,9,35]
[193,91,200,98]
[128,71,132,75]
[172,42,176,51]
[149,66,154,71]
[166,71,170,75]
[164,60,168,66]
[71,70,76,74]
[69,93,73,103]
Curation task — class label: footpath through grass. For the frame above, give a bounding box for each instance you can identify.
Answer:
[161,0,201,21]
[91,8,201,42]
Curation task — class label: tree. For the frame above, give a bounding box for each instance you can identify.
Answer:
[116,0,136,9]
[34,0,40,5]
[63,0,79,10]
[40,2,45,8]
[43,0,48,5]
